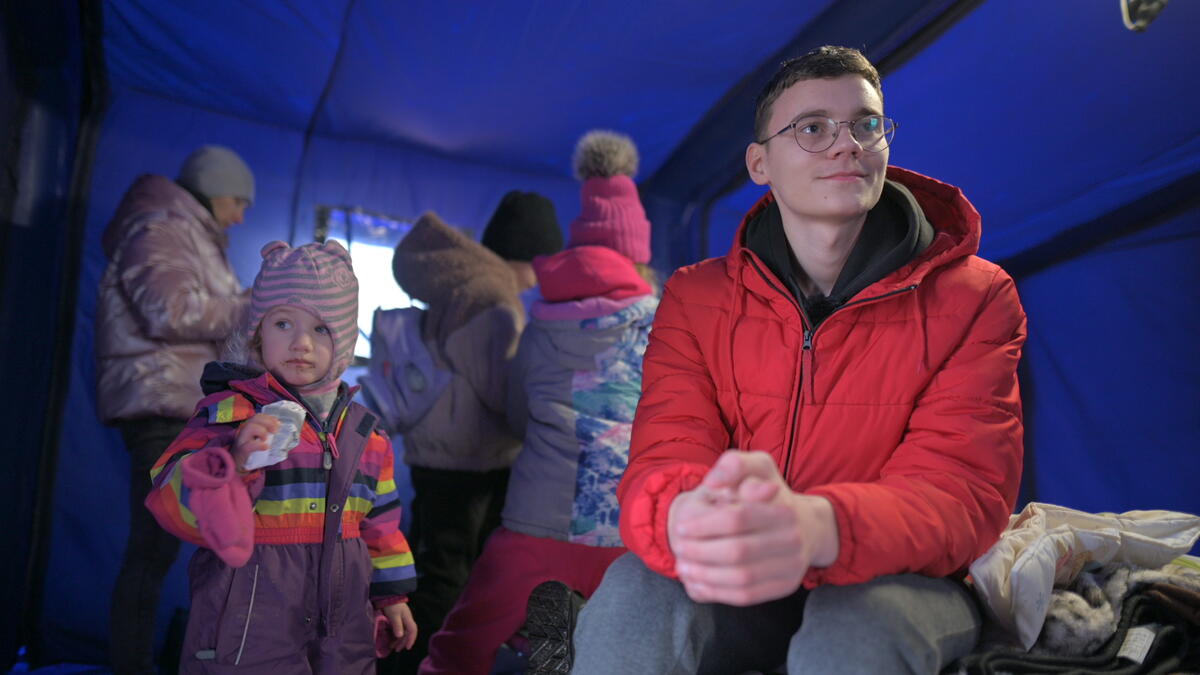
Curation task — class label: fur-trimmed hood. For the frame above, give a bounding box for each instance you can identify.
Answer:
[392,211,523,345]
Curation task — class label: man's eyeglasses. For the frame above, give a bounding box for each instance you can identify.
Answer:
[757,115,897,153]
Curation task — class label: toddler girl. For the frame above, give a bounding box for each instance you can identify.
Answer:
[146,240,417,674]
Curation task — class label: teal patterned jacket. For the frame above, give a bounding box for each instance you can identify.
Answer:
[502,294,658,547]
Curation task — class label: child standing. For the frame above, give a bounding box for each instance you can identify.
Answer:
[146,240,417,674]
[374,202,562,675]
[420,130,658,675]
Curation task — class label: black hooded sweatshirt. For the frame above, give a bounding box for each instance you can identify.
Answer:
[744,179,935,327]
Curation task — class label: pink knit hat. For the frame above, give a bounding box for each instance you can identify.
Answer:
[567,130,652,264]
[245,240,358,394]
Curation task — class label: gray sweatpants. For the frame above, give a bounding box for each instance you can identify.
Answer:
[572,553,980,675]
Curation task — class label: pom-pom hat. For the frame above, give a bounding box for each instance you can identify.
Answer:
[567,130,652,264]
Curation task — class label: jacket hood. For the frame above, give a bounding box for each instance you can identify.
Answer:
[201,360,264,396]
[534,245,651,303]
[102,174,223,258]
[392,211,522,345]
[200,360,354,413]
[727,166,981,292]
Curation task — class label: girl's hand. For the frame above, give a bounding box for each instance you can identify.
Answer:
[232,413,281,471]
[382,602,417,652]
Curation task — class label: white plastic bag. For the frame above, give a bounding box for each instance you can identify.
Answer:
[242,400,306,470]
[969,501,1200,649]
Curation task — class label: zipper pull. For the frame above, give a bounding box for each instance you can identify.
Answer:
[319,431,333,470]
[802,330,814,351]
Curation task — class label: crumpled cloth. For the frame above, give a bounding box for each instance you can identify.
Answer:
[1035,560,1200,656]
[969,502,1200,649]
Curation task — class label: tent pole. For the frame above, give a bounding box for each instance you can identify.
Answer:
[286,0,360,245]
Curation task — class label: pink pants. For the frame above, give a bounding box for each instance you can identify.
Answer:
[419,527,626,675]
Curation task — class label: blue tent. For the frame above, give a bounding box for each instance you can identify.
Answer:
[1,0,1197,669]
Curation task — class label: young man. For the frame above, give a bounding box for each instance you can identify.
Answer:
[96,144,254,674]
[571,46,1027,674]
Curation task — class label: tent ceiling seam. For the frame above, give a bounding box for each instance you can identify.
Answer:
[287,0,360,245]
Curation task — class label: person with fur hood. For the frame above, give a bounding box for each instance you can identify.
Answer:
[95,145,253,675]
[420,130,659,675]
[376,200,563,674]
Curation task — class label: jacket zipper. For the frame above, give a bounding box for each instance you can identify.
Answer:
[236,380,349,635]
[746,255,810,481]
[745,252,919,480]
[233,564,260,665]
[264,380,343,471]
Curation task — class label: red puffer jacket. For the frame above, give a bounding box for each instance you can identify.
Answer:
[618,166,1027,588]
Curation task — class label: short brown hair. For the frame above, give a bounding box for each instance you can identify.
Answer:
[754,46,882,142]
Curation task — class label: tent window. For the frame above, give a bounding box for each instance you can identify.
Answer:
[315,205,421,360]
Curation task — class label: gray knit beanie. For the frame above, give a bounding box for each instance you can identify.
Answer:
[177,145,256,205]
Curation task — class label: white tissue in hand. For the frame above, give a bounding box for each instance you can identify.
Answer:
[242,400,306,470]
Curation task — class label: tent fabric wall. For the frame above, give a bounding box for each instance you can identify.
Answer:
[293,135,580,243]
[1018,203,1200,516]
[102,0,827,180]
[306,0,828,178]
[879,0,1200,262]
[102,0,348,132]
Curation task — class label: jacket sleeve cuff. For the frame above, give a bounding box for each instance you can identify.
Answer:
[802,487,860,587]
[620,465,707,578]
[372,595,409,609]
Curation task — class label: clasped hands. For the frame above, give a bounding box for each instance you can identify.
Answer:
[667,450,839,606]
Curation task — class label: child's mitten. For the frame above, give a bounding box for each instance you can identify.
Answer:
[181,447,255,567]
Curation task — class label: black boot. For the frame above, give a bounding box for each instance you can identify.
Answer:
[524,581,586,675]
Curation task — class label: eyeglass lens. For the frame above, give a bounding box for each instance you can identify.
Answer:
[793,116,894,153]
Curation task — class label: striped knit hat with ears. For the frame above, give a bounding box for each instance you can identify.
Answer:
[568,130,652,264]
[245,240,358,395]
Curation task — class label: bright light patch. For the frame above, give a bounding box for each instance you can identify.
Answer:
[320,206,422,359]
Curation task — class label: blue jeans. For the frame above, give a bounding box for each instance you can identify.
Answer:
[572,552,981,675]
